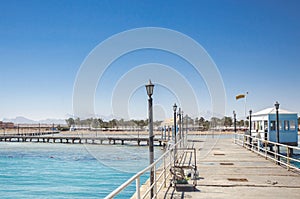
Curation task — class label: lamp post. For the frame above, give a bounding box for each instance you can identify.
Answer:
[249,110,252,145]
[173,103,177,146]
[233,111,237,134]
[145,80,154,198]
[181,110,184,146]
[173,103,177,165]
[178,107,181,146]
[185,114,188,138]
[275,101,280,164]
[172,103,177,187]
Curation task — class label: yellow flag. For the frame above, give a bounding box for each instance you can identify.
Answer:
[236,94,245,100]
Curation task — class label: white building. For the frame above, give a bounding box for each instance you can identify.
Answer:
[251,108,298,146]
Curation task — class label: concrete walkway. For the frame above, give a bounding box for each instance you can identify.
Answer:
[158,135,300,199]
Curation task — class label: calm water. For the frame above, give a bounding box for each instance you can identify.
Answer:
[1,135,299,198]
[0,142,163,198]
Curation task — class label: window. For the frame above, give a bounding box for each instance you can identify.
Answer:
[284,120,289,131]
[264,121,268,131]
[270,121,276,131]
[279,120,282,130]
[290,120,296,130]
[260,121,263,130]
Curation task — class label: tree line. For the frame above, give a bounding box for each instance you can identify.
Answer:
[65,118,162,130]
[66,116,250,131]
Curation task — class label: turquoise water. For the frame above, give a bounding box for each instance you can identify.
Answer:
[0,142,163,198]
[1,134,299,198]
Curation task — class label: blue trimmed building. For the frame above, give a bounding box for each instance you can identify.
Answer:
[251,108,298,146]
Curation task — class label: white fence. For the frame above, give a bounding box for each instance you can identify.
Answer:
[105,134,187,199]
[234,133,300,171]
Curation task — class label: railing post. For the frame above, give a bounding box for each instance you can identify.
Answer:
[275,144,278,165]
[265,141,268,159]
[258,139,260,153]
[172,147,175,188]
[170,148,172,170]
[153,164,157,199]
[163,154,166,188]
[287,146,290,171]
[248,135,250,149]
[136,177,140,199]
[234,134,236,144]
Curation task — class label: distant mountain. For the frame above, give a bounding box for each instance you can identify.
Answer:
[3,116,66,125]
[3,116,35,124]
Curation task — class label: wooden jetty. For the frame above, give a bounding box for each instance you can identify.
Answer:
[0,135,167,146]
[2,131,60,137]
[155,136,300,199]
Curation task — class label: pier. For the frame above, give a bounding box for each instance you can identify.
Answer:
[156,135,300,198]
[106,134,300,199]
[0,134,166,146]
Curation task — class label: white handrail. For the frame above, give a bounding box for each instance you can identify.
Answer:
[105,137,185,199]
[234,133,300,171]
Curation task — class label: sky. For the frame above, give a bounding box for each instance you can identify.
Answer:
[0,0,300,121]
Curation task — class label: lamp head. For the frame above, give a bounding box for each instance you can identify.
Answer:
[173,103,177,112]
[274,101,280,110]
[145,80,154,97]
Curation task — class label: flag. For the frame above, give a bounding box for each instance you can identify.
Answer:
[236,94,245,100]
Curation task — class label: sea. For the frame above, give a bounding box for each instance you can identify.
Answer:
[0,135,299,198]
[0,142,164,199]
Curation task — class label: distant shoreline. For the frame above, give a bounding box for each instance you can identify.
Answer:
[59,130,235,136]
[1,128,299,136]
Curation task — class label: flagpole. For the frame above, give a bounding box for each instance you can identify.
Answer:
[244,91,248,120]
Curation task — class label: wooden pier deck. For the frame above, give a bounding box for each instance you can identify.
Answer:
[0,135,167,146]
[157,136,300,199]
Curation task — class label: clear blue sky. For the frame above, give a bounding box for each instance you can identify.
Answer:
[0,0,300,120]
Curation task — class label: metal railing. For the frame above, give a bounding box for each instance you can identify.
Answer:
[105,134,187,199]
[234,133,300,171]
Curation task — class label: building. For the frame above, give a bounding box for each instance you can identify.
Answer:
[0,121,15,129]
[251,108,298,146]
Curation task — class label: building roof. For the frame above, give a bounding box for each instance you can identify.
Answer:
[161,118,180,126]
[252,107,297,116]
